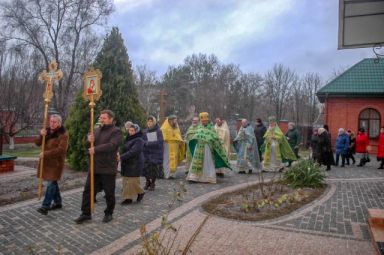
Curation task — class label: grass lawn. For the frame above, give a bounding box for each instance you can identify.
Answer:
[3,147,40,157]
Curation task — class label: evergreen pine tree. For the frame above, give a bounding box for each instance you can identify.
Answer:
[94,27,146,126]
[65,27,146,171]
[65,90,90,171]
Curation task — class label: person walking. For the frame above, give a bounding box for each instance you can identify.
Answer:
[310,128,320,162]
[142,116,164,191]
[335,128,349,167]
[377,127,384,169]
[161,115,185,179]
[285,122,300,167]
[262,116,296,172]
[254,118,267,161]
[346,130,356,165]
[356,128,370,167]
[317,128,335,171]
[120,124,145,204]
[234,119,262,174]
[35,114,69,215]
[75,110,122,224]
[184,116,200,174]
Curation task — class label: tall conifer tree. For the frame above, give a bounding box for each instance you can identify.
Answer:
[94,27,146,126]
[65,27,146,171]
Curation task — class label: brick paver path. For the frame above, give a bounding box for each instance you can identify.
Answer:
[1,162,383,254]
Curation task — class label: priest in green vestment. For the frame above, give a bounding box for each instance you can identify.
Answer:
[262,116,296,171]
[186,112,231,183]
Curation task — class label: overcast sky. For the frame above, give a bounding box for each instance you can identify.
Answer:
[110,0,373,81]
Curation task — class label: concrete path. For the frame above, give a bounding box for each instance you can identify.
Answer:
[1,162,383,254]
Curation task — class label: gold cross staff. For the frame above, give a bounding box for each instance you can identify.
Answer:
[37,60,63,200]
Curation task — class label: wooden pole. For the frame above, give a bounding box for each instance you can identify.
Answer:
[89,94,95,213]
[37,60,63,200]
[159,88,167,125]
[37,99,49,200]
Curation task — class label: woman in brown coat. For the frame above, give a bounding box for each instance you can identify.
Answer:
[35,114,69,215]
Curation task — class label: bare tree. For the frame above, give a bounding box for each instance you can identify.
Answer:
[135,65,160,116]
[0,0,114,117]
[263,64,298,120]
[0,44,44,153]
[238,72,263,120]
[301,73,322,125]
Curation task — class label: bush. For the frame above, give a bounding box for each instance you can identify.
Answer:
[283,159,325,188]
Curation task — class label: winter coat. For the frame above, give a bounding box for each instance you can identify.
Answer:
[310,134,320,160]
[355,132,369,153]
[377,133,384,160]
[285,128,300,149]
[317,131,335,166]
[254,123,267,147]
[348,136,356,155]
[35,126,68,181]
[143,124,164,165]
[93,124,122,175]
[335,133,349,154]
[120,131,145,177]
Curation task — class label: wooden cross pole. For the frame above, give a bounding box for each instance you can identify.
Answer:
[83,67,102,213]
[37,60,63,200]
[159,88,167,125]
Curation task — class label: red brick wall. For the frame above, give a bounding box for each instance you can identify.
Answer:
[279,120,289,134]
[2,136,38,144]
[324,97,384,154]
[0,160,15,173]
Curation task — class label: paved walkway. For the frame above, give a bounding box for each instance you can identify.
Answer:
[1,162,383,254]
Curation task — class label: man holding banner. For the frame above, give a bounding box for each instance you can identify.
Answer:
[75,110,122,224]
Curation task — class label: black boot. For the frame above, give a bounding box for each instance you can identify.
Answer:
[149,178,156,191]
[357,159,364,167]
[144,178,151,190]
[379,161,384,169]
[137,193,145,202]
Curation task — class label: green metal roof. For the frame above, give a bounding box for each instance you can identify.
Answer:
[317,58,384,102]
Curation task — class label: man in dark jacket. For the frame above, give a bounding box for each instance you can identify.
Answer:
[285,122,301,166]
[254,118,266,161]
[35,114,69,215]
[75,110,122,224]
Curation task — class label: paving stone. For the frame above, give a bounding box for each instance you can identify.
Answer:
[1,163,384,253]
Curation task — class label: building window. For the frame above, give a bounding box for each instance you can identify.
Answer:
[358,108,381,138]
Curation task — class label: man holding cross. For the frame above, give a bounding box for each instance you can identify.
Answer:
[35,114,68,215]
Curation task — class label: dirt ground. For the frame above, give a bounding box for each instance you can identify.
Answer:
[202,182,326,221]
[0,160,87,206]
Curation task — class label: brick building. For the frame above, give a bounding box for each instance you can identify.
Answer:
[317,58,384,154]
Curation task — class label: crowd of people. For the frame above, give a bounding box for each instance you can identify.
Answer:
[310,126,384,171]
[34,110,384,224]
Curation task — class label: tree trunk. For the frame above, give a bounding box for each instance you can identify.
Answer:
[9,136,14,150]
[0,128,3,156]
